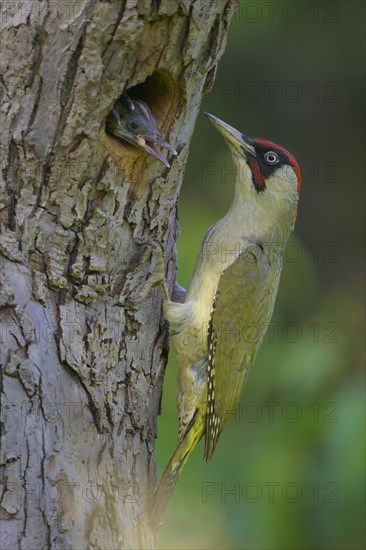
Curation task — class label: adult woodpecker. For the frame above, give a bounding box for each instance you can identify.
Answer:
[147,113,301,524]
[105,92,177,167]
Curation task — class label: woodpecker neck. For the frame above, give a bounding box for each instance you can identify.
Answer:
[225,156,299,245]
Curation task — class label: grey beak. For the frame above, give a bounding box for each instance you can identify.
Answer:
[205,112,256,157]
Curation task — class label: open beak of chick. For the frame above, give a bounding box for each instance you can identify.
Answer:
[135,134,177,168]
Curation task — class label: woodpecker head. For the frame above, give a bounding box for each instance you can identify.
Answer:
[106,93,177,168]
[205,113,301,224]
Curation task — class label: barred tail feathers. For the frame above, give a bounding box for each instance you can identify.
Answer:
[150,410,204,526]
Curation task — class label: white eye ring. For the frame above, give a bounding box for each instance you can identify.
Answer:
[265,151,279,164]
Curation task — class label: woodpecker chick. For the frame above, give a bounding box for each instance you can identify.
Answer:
[149,113,302,525]
[105,93,177,167]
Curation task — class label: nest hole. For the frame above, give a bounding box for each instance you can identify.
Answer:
[105,70,180,190]
[128,70,179,134]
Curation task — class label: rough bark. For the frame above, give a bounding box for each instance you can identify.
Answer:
[0,1,236,548]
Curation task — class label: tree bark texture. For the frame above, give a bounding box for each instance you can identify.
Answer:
[0,1,236,548]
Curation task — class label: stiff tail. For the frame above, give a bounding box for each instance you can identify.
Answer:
[150,411,204,527]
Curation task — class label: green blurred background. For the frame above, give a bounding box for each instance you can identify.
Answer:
[156,1,365,548]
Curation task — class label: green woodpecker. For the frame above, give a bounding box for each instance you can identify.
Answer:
[149,113,301,523]
[105,92,177,167]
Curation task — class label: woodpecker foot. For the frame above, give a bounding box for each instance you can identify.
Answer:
[172,281,187,303]
[134,238,170,302]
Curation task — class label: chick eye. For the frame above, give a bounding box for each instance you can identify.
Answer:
[130,121,140,130]
[265,151,279,164]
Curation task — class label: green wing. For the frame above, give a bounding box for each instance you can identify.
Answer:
[204,244,281,461]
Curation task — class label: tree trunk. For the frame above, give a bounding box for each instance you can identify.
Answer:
[0,1,236,547]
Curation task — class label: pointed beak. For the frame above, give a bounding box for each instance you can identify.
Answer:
[155,135,177,157]
[204,112,256,157]
[136,134,177,168]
